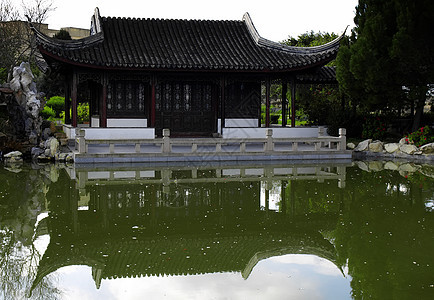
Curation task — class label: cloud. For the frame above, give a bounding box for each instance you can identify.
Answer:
[54,254,351,299]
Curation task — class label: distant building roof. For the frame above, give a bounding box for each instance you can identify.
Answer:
[31,8,344,73]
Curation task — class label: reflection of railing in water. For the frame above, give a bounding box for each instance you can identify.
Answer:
[73,163,348,190]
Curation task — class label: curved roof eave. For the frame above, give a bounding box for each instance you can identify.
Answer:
[242,12,347,55]
[31,10,342,74]
[28,18,104,51]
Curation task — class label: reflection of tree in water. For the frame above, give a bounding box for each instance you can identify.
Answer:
[333,167,434,300]
[0,165,62,300]
[1,162,433,298]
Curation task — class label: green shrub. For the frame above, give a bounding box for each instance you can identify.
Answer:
[405,127,434,147]
[46,96,65,117]
[361,115,387,140]
[0,67,7,84]
[40,105,56,120]
[77,102,89,123]
[60,102,89,124]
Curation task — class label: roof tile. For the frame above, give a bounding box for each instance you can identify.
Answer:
[33,12,343,72]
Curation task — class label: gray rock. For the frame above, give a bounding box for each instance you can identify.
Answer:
[347,142,356,150]
[369,141,384,153]
[399,144,418,155]
[384,143,399,153]
[4,151,22,158]
[354,139,372,152]
[4,165,22,173]
[31,147,45,158]
[66,154,74,163]
[28,131,38,145]
[399,138,408,145]
[55,153,69,162]
[5,156,23,163]
[384,161,399,171]
[368,161,384,171]
[49,138,59,157]
[42,127,52,140]
[356,161,370,172]
[37,155,51,162]
[399,163,418,173]
[8,62,43,145]
[420,143,434,154]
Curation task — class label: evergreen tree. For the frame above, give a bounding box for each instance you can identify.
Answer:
[53,29,71,40]
[336,0,434,131]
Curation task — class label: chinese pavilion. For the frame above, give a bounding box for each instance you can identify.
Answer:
[31,8,342,137]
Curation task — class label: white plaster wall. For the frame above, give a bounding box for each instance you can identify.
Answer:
[107,118,148,128]
[113,171,136,179]
[83,128,155,140]
[222,127,326,139]
[225,118,258,127]
[88,171,110,180]
[91,116,100,127]
[140,171,156,178]
[63,124,76,139]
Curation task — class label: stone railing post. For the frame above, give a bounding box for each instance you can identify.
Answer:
[318,126,324,137]
[338,128,346,151]
[76,128,86,153]
[265,129,274,152]
[318,126,326,148]
[162,129,171,153]
[337,166,346,188]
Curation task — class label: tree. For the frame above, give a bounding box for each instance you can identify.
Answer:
[53,28,71,40]
[280,32,360,135]
[0,0,22,83]
[336,0,434,131]
[282,30,338,47]
[0,0,54,82]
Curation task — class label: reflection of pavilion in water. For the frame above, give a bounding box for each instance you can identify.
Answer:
[33,163,348,290]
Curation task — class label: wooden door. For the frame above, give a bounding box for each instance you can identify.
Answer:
[155,81,217,136]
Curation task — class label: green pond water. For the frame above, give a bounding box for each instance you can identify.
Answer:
[0,160,433,300]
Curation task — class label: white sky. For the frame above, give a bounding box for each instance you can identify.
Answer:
[20,0,358,42]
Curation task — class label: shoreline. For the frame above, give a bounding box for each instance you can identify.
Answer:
[352,150,434,163]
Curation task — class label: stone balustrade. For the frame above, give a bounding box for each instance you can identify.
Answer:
[75,127,347,156]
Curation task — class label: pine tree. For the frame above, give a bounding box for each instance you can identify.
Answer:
[336,0,434,130]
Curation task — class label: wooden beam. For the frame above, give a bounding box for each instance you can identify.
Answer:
[71,72,78,127]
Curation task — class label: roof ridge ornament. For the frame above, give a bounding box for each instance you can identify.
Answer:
[91,7,103,35]
[242,12,346,55]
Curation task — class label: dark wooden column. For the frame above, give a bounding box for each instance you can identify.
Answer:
[290,77,296,127]
[71,72,78,127]
[64,75,71,125]
[220,77,226,133]
[150,75,156,127]
[101,75,107,128]
[265,78,271,127]
[281,80,287,127]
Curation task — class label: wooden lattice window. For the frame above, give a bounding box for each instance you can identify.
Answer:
[107,80,147,117]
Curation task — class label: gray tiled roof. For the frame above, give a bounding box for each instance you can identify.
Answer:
[32,10,343,72]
